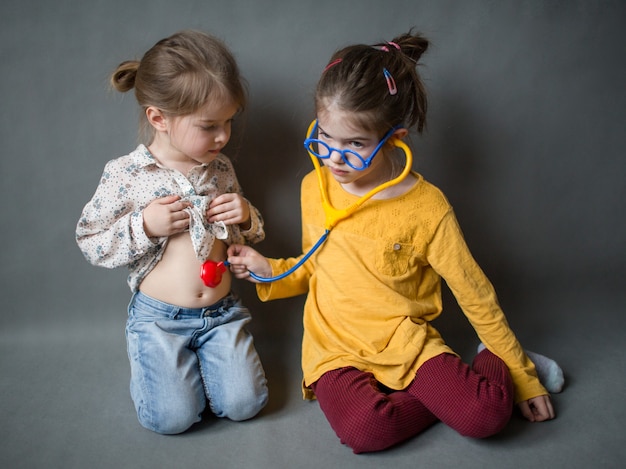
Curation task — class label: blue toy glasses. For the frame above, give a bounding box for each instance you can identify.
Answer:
[303,119,399,170]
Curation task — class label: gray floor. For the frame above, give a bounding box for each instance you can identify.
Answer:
[2,1,625,467]
[2,277,624,469]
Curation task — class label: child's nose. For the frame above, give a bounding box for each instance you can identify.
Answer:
[329,148,345,165]
[215,127,229,144]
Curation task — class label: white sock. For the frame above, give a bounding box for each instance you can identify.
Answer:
[525,350,565,393]
[477,343,564,393]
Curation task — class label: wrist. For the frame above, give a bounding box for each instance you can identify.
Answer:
[239,217,251,231]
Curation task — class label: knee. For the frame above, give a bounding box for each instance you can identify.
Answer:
[220,397,267,422]
[455,398,513,438]
[136,404,201,435]
[330,403,397,454]
[338,416,382,454]
[212,386,269,422]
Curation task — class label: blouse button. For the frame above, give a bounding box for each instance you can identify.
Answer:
[393,243,401,251]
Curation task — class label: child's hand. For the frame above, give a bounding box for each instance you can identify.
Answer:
[518,394,555,422]
[143,195,191,238]
[227,244,271,283]
[207,193,250,229]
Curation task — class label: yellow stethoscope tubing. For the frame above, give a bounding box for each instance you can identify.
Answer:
[306,119,413,230]
[248,120,413,282]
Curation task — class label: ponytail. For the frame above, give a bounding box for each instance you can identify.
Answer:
[110,60,140,93]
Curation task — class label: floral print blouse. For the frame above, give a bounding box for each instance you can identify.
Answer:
[76,145,264,291]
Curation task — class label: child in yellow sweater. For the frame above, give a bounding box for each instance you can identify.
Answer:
[227,31,563,453]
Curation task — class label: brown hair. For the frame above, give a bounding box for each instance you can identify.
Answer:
[110,30,247,143]
[315,31,429,136]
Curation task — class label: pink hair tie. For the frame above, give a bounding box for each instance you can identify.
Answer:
[323,58,343,72]
[381,41,401,52]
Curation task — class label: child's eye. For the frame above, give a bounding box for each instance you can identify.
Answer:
[350,140,364,149]
[201,119,233,132]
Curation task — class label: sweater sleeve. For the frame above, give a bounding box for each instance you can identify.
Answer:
[255,255,312,301]
[255,216,319,301]
[427,210,548,402]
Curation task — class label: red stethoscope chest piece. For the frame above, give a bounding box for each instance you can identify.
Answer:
[200,260,227,288]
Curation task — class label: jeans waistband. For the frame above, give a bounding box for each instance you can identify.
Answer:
[132,291,239,319]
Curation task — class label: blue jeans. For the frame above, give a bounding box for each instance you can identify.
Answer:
[126,291,268,434]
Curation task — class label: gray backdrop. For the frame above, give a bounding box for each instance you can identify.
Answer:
[1,1,625,468]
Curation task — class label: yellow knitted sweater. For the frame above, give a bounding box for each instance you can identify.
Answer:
[257,168,547,403]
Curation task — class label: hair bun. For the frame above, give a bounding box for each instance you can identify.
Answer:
[110,60,139,92]
[391,31,429,63]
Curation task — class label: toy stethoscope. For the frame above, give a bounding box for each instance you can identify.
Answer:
[200,119,413,286]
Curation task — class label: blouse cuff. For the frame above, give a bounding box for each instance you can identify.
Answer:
[131,211,160,250]
[240,200,264,242]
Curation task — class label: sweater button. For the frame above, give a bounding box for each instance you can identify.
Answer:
[393,243,401,251]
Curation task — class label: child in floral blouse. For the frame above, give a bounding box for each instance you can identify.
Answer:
[76,30,268,434]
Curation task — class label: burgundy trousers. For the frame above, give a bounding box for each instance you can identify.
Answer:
[310,349,514,453]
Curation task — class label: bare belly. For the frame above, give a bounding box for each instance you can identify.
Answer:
[139,232,231,308]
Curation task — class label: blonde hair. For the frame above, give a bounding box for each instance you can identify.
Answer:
[110,30,247,143]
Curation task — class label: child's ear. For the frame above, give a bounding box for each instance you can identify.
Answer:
[145,106,168,131]
[393,128,409,140]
